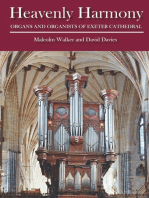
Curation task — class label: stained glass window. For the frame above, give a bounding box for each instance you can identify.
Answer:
[139,116,145,160]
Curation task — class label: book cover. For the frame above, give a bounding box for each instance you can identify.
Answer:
[0,0,148,197]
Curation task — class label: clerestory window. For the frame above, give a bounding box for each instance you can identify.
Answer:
[139,115,145,160]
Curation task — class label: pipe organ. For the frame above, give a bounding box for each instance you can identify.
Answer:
[33,73,118,198]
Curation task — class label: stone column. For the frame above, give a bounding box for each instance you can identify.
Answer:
[100,90,119,162]
[33,85,53,148]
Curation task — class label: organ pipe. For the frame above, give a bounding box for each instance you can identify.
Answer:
[33,85,53,148]
[48,102,53,119]
[100,131,105,153]
[84,125,99,152]
[100,90,118,154]
[75,171,81,190]
[90,160,97,191]
[47,129,52,150]
[80,96,83,136]
[54,124,69,151]
[99,104,104,121]
[59,160,66,191]
[65,73,88,137]
[70,96,72,136]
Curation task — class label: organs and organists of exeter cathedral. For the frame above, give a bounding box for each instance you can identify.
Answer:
[0,51,149,198]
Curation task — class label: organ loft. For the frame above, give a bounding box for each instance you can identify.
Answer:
[33,73,119,198]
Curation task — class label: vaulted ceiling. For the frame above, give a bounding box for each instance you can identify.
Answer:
[0,51,148,154]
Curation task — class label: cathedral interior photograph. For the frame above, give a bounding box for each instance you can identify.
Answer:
[0,51,148,198]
